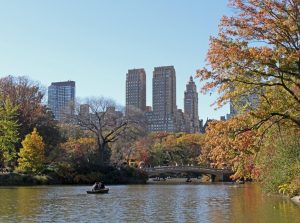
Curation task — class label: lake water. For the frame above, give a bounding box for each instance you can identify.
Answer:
[0,183,299,223]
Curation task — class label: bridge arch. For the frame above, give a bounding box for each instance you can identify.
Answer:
[144,166,233,182]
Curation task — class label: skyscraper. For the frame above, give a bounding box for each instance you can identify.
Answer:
[152,66,176,115]
[146,66,177,132]
[126,69,146,114]
[48,81,75,121]
[184,76,199,132]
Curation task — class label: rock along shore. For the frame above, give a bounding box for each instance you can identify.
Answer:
[291,196,300,205]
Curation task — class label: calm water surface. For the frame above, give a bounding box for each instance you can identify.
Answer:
[0,183,299,223]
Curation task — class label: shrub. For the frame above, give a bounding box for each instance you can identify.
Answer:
[257,132,300,196]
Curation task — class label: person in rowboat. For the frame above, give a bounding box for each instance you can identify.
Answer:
[99,181,105,189]
[91,182,100,191]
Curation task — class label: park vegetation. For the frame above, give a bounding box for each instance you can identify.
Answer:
[197,0,300,196]
[17,128,45,174]
[0,0,298,197]
[0,76,204,185]
[0,76,149,185]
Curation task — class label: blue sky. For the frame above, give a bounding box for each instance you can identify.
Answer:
[0,0,232,120]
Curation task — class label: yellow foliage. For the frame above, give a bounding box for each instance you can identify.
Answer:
[17,128,45,173]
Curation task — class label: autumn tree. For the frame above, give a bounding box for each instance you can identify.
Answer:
[132,136,152,166]
[159,134,178,165]
[196,0,300,130]
[0,98,19,169]
[58,137,98,172]
[0,76,62,157]
[138,133,204,167]
[70,97,145,165]
[176,133,203,165]
[110,107,147,166]
[200,116,260,180]
[0,76,44,138]
[17,128,45,173]
[147,133,173,166]
[110,132,146,166]
[155,133,203,166]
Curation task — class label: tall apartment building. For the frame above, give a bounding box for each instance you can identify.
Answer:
[48,81,75,121]
[126,69,146,114]
[146,66,177,132]
[184,76,199,133]
[152,66,176,115]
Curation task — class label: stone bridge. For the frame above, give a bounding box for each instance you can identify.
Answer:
[143,166,233,182]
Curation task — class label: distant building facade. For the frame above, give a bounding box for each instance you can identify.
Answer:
[48,81,75,121]
[152,66,177,115]
[79,104,89,117]
[228,90,259,119]
[145,106,152,112]
[126,68,146,114]
[184,76,199,133]
[176,109,190,132]
[146,66,177,132]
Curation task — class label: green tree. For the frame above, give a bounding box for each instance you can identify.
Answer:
[256,128,300,196]
[176,133,203,165]
[17,128,45,173]
[0,98,19,168]
[143,133,203,167]
[0,76,63,158]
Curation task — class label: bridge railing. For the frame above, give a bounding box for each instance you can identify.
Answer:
[142,165,232,174]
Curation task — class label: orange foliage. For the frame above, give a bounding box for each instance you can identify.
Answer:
[59,137,97,168]
[134,137,152,165]
[201,116,260,179]
[196,0,300,128]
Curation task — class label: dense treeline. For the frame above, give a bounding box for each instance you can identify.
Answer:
[115,132,203,168]
[0,76,147,185]
[0,76,204,185]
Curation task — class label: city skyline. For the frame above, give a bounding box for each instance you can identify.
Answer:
[0,0,232,120]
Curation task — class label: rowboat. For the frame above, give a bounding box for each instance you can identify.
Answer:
[86,188,109,194]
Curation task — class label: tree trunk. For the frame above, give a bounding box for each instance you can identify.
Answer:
[98,141,111,166]
[97,137,104,165]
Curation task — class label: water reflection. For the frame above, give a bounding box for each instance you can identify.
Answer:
[0,184,299,222]
[228,184,299,223]
[0,187,45,222]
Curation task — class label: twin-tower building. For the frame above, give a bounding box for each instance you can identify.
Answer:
[126,66,200,133]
